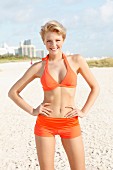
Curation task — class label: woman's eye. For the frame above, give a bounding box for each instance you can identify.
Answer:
[47,40,51,42]
[46,40,60,43]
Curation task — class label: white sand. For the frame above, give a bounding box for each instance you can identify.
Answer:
[0,62,113,170]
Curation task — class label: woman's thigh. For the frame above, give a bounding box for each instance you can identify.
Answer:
[35,135,56,170]
[61,135,85,170]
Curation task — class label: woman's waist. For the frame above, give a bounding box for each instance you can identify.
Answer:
[36,114,79,129]
[41,101,76,118]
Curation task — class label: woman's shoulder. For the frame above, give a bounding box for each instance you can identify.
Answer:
[67,54,84,63]
[31,58,46,68]
[26,60,44,75]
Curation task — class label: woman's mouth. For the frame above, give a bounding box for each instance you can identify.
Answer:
[50,48,58,51]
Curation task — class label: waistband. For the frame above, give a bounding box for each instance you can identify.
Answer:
[36,114,79,129]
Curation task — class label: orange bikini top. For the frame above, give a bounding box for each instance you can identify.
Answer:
[40,53,77,91]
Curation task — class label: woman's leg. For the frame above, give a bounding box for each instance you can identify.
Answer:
[35,135,56,170]
[61,135,85,170]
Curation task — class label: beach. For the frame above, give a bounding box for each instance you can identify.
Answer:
[0,61,113,170]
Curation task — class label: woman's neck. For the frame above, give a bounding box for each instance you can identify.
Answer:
[48,51,63,61]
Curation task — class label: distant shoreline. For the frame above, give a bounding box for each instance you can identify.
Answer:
[87,57,113,67]
[0,56,113,67]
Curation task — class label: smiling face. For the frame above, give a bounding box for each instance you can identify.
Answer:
[44,31,64,55]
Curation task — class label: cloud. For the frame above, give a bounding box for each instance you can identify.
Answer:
[0,0,40,23]
[81,8,98,26]
[79,0,113,29]
[14,8,33,22]
[100,0,113,23]
[61,15,79,30]
[63,0,84,4]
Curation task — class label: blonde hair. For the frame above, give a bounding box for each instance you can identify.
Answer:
[40,20,66,42]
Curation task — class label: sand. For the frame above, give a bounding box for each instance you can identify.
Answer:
[0,61,113,170]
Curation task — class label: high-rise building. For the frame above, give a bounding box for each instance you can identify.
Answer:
[18,40,36,58]
[0,40,45,58]
[18,40,44,58]
[23,39,31,45]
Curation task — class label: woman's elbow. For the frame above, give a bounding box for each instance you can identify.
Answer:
[91,83,100,95]
[8,88,17,100]
[8,89,13,99]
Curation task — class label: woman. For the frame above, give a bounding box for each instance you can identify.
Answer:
[8,20,100,170]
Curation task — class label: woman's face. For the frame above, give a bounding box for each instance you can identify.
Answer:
[44,31,64,55]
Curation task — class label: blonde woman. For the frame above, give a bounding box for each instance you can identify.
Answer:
[8,20,100,170]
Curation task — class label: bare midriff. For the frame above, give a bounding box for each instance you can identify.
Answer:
[42,87,76,118]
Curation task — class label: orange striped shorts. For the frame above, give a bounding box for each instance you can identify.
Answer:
[34,114,81,138]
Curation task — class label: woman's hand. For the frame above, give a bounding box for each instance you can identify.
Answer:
[32,103,53,117]
[64,106,86,118]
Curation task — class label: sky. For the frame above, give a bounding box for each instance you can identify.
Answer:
[0,0,113,58]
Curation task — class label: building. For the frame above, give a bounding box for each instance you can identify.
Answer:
[0,43,18,55]
[0,40,45,58]
[18,40,36,58]
[18,40,44,58]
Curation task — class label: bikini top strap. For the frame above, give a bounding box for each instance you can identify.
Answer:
[42,55,49,61]
[62,53,70,68]
[42,55,49,71]
[42,53,70,68]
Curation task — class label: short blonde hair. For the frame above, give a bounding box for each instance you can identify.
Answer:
[40,20,66,42]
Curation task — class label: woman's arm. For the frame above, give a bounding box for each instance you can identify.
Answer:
[8,62,42,115]
[76,54,100,116]
[65,54,100,118]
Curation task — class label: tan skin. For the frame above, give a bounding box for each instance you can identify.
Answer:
[8,31,100,170]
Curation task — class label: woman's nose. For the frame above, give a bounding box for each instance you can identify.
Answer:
[51,41,56,47]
